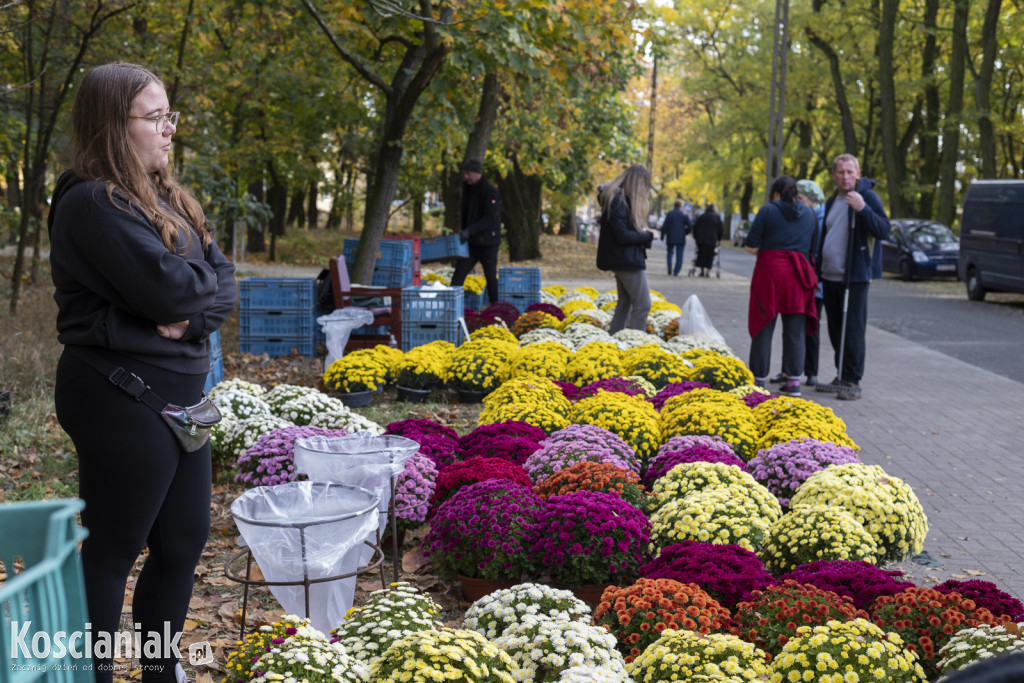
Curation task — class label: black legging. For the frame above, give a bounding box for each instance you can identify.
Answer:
[55,350,210,683]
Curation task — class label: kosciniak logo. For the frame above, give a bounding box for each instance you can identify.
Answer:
[9,622,184,660]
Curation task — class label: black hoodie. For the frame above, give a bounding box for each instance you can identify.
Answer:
[48,171,236,374]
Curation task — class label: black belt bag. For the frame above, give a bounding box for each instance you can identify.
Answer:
[69,347,222,452]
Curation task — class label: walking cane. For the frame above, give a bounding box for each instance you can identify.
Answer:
[835,205,857,384]
[821,203,857,393]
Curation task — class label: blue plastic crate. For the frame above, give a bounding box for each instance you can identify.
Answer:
[421,235,469,262]
[350,325,391,337]
[463,289,489,313]
[343,238,413,270]
[204,330,224,394]
[368,266,413,288]
[0,499,93,681]
[240,335,316,358]
[402,321,463,352]
[498,292,540,314]
[239,310,316,338]
[498,267,541,295]
[402,287,464,323]
[240,278,316,312]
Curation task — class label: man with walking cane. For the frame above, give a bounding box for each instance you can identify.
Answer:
[815,154,890,400]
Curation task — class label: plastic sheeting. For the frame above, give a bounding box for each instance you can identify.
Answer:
[230,481,379,633]
[677,293,727,347]
[317,308,375,371]
[293,434,420,563]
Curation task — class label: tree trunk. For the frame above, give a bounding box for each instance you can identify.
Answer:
[918,0,941,217]
[246,179,266,253]
[805,8,857,155]
[307,179,319,230]
[445,71,502,235]
[560,210,577,237]
[938,0,969,227]
[973,0,1002,178]
[287,187,306,228]
[412,192,424,233]
[497,155,542,261]
[739,177,754,222]
[878,0,907,218]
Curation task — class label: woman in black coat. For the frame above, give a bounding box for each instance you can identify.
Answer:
[596,164,655,332]
[692,204,723,277]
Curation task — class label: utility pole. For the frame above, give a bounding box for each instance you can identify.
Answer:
[646,54,658,171]
[765,0,789,201]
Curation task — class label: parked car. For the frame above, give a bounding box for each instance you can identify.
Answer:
[880,219,959,280]
[958,179,1024,301]
[732,221,750,246]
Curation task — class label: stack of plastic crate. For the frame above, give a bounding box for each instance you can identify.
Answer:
[497,266,541,313]
[203,329,225,393]
[342,238,415,288]
[401,286,464,351]
[463,287,489,314]
[1,499,93,679]
[239,277,318,358]
[421,234,469,262]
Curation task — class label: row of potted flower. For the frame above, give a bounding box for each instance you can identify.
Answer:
[222,578,1024,683]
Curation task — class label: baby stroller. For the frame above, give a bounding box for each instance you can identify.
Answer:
[686,247,721,278]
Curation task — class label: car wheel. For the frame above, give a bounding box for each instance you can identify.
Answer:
[966,268,987,301]
[899,259,914,282]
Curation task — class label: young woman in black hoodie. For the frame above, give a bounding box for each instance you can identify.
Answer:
[48,63,235,682]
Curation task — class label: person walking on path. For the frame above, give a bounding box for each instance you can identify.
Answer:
[48,63,236,682]
[660,198,691,276]
[692,204,723,277]
[451,158,502,305]
[745,176,819,397]
[815,153,891,401]
[770,178,826,388]
[596,164,655,332]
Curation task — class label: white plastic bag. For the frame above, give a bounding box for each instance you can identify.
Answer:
[293,434,420,564]
[677,294,727,346]
[230,481,379,633]
[317,308,375,371]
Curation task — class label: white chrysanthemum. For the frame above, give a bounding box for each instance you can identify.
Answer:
[273,392,347,426]
[208,377,266,400]
[463,583,591,639]
[518,328,574,350]
[309,411,384,435]
[495,616,627,683]
[611,329,667,350]
[333,582,442,667]
[212,389,273,419]
[557,291,594,306]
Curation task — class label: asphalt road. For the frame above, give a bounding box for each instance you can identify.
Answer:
[707,243,1024,384]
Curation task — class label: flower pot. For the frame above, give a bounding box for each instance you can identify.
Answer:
[457,574,519,602]
[396,385,433,404]
[552,581,617,607]
[336,389,374,408]
[457,389,486,404]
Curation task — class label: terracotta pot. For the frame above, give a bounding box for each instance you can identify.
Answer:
[457,574,519,602]
[336,389,373,407]
[552,581,617,607]
[396,385,433,403]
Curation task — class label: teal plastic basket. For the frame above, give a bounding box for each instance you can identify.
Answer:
[0,499,92,683]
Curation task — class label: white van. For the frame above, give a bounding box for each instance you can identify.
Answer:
[957,180,1024,300]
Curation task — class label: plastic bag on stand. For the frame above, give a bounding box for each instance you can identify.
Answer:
[677,294,727,346]
[230,481,379,633]
[293,434,420,564]
[317,308,375,372]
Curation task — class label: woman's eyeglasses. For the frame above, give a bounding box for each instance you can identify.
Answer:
[128,111,179,133]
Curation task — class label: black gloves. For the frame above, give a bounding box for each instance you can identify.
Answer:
[644,231,655,246]
[459,230,469,243]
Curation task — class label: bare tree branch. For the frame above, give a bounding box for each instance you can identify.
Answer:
[298,0,391,94]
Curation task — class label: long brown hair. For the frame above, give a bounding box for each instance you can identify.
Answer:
[599,164,651,232]
[71,63,211,252]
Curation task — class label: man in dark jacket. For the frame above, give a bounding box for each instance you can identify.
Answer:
[451,158,501,304]
[660,198,692,276]
[815,153,891,400]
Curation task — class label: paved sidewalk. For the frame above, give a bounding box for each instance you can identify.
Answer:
[560,268,1024,601]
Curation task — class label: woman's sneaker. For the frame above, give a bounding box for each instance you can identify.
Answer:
[768,373,787,384]
[778,379,801,397]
